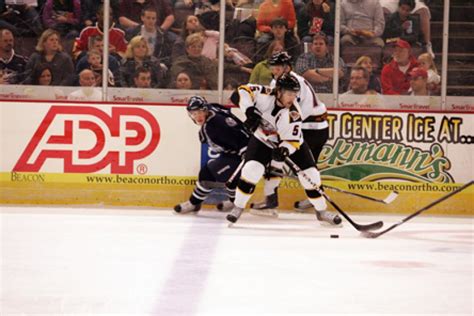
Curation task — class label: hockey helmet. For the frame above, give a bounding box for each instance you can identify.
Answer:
[276,74,300,92]
[187,96,209,112]
[268,51,292,66]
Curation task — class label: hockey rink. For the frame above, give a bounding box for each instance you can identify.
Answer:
[1,205,472,315]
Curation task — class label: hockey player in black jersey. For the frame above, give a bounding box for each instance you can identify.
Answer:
[227,74,334,224]
[174,96,250,214]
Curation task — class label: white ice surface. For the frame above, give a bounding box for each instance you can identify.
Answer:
[1,205,472,316]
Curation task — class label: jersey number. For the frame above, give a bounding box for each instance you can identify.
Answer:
[292,125,300,136]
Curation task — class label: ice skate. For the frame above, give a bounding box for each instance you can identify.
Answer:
[293,199,313,212]
[316,210,342,226]
[174,201,201,214]
[249,192,279,218]
[226,206,244,223]
[216,200,234,212]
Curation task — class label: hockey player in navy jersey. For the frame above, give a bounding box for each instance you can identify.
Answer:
[227,74,336,224]
[174,96,250,214]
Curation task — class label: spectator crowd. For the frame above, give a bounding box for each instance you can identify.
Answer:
[0,0,440,96]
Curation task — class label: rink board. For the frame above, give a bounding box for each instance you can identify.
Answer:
[1,173,472,216]
[0,101,473,215]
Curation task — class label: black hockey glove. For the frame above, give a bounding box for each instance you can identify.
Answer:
[272,146,290,162]
[244,106,262,132]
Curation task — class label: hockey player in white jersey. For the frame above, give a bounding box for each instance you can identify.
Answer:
[246,51,341,225]
[227,74,334,224]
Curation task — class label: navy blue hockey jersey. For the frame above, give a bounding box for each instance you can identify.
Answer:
[199,104,250,156]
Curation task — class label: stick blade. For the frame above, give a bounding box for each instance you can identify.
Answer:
[383,191,399,204]
[360,231,382,238]
[357,220,384,232]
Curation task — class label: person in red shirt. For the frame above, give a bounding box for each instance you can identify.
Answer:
[381,39,418,95]
[73,5,127,60]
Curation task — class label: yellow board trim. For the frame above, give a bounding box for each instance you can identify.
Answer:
[1,172,472,215]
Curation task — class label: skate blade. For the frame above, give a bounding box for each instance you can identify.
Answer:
[249,208,279,218]
[318,221,343,228]
[294,208,312,213]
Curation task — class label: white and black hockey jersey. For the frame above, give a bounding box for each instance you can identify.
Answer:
[199,105,250,156]
[270,71,328,130]
[235,84,304,155]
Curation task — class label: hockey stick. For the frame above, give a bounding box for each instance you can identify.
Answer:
[258,137,383,231]
[225,158,246,187]
[269,170,398,204]
[361,180,474,239]
[282,156,384,232]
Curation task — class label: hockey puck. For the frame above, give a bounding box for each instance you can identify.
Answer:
[330,234,339,238]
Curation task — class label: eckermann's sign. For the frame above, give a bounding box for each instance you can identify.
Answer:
[317,112,472,183]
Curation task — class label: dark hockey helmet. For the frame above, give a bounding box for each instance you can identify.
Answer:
[187,96,209,112]
[268,51,292,66]
[276,74,300,92]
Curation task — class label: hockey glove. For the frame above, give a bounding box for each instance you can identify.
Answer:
[272,146,290,162]
[244,106,262,132]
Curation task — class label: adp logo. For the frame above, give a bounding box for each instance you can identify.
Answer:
[14,106,160,174]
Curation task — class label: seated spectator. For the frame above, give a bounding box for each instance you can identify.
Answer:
[200,30,220,61]
[298,0,334,43]
[381,39,418,95]
[29,64,54,86]
[0,28,29,84]
[42,0,82,39]
[354,55,381,93]
[24,29,75,86]
[73,5,128,60]
[417,52,440,95]
[119,35,165,88]
[340,0,385,48]
[125,6,174,68]
[256,0,296,45]
[294,32,345,93]
[169,33,218,89]
[132,66,152,88]
[380,0,434,58]
[197,0,225,31]
[173,71,193,89]
[383,0,421,47]
[119,0,175,33]
[75,35,121,83]
[172,15,219,61]
[255,18,301,64]
[0,3,43,37]
[81,0,121,27]
[69,68,102,101]
[408,67,429,96]
[343,66,378,95]
[84,49,115,86]
[249,40,284,85]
